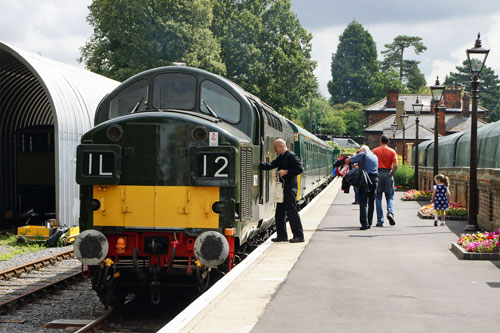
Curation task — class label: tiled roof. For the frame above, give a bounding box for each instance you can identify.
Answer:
[365,94,487,113]
[364,114,486,140]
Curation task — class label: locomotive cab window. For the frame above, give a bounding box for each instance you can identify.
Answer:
[153,73,196,110]
[200,80,240,123]
[109,79,149,119]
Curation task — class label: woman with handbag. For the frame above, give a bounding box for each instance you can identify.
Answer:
[345,145,379,230]
[259,139,305,243]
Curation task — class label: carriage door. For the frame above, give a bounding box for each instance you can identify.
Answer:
[250,100,266,205]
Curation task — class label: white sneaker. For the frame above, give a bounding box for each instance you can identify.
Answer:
[440,222,445,226]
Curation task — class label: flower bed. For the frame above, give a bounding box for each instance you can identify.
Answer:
[417,202,468,220]
[401,189,432,201]
[457,229,500,253]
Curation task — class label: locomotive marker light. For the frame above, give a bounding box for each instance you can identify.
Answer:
[74,229,109,266]
[430,77,445,177]
[465,33,489,232]
[412,96,423,190]
[194,231,230,268]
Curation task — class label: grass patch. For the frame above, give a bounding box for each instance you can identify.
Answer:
[0,233,45,261]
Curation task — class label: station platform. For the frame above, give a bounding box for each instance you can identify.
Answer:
[164,178,500,332]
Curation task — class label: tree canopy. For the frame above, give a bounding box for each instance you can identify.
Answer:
[328,20,379,105]
[212,0,317,117]
[80,0,316,116]
[445,60,500,122]
[381,35,427,90]
[80,0,225,81]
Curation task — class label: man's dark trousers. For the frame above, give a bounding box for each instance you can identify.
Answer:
[359,174,378,228]
[275,188,304,240]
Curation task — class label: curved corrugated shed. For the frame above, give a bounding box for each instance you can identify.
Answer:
[0,42,119,227]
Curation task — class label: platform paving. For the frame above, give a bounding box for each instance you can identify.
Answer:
[179,179,500,332]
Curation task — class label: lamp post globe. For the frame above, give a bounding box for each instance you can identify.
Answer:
[465,33,489,233]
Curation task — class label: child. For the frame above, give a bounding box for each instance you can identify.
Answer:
[431,174,451,226]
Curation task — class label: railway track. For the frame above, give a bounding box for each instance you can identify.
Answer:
[0,249,86,315]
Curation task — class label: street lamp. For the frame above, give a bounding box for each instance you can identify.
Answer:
[430,77,445,177]
[412,96,423,189]
[400,112,409,165]
[391,121,398,150]
[465,33,489,232]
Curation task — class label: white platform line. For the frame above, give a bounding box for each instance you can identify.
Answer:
[159,178,338,333]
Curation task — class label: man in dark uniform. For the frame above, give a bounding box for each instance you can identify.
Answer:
[259,139,305,243]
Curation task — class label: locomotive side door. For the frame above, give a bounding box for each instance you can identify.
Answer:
[250,100,266,206]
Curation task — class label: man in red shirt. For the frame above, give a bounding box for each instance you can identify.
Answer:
[372,135,398,226]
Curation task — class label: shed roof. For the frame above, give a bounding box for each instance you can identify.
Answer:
[0,41,119,227]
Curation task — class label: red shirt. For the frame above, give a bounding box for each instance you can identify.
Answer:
[372,145,397,169]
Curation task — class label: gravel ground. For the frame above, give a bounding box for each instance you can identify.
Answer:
[0,244,105,332]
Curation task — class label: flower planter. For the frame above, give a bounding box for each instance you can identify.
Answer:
[450,242,500,260]
[417,211,467,220]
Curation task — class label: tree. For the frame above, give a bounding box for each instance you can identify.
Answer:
[328,21,379,105]
[333,101,365,137]
[405,61,427,93]
[212,0,317,117]
[80,0,225,81]
[444,60,500,122]
[381,35,427,91]
[370,68,405,104]
[295,96,331,133]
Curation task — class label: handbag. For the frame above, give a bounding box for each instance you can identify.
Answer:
[274,181,284,203]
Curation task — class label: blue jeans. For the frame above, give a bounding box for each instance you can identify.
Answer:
[376,188,394,224]
[354,186,359,203]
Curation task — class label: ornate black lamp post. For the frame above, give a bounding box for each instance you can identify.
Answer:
[430,77,445,177]
[391,121,398,151]
[400,112,409,165]
[464,33,489,232]
[412,97,423,189]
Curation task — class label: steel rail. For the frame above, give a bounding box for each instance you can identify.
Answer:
[0,249,74,280]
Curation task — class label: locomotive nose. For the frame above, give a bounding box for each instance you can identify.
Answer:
[193,231,229,268]
[74,229,109,265]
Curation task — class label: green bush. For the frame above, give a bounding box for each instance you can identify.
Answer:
[394,164,414,188]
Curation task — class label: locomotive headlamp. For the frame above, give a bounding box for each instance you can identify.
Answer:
[194,231,229,268]
[91,199,101,211]
[106,124,123,141]
[211,201,225,214]
[115,237,127,255]
[192,126,208,142]
[74,229,109,265]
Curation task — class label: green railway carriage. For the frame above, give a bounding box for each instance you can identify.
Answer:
[73,66,335,306]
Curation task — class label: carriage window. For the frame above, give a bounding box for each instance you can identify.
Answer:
[200,80,240,124]
[153,73,196,110]
[109,79,148,118]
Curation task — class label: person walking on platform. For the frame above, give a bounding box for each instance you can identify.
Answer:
[259,139,305,243]
[372,135,398,227]
[345,145,378,230]
[432,174,450,226]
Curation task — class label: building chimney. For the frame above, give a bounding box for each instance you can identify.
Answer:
[386,89,399,108]
[438,107,446,136]
[443,87,461,109]
[462,93,470,117]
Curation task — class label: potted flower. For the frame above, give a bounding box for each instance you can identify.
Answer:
[418,202,468,220]
[401,189,432,201]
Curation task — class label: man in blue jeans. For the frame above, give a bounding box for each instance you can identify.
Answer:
[372,135,398,226]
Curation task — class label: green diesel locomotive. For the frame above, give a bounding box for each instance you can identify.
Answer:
[74,66,336,306]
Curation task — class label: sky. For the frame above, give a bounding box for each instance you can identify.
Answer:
[1,0,500,98]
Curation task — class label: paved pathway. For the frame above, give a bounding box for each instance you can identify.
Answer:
[253,188,500,332]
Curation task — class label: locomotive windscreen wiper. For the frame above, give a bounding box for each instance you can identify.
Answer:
[130,97,145,114]
[201,99,218,118]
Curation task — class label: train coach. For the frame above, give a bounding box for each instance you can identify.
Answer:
[73,65,336,306]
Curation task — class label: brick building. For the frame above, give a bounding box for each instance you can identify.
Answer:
[363,89,487,162]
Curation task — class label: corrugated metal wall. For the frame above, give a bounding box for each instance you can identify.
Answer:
[0,42,119,227]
